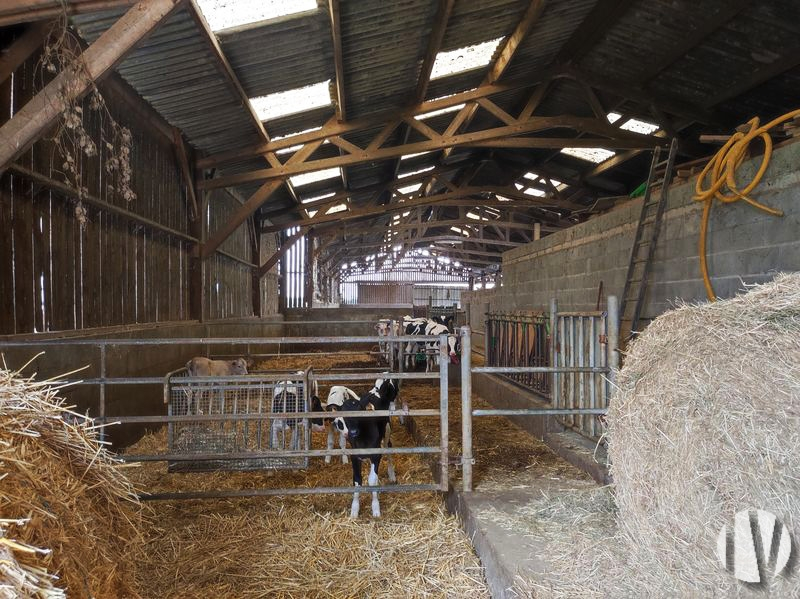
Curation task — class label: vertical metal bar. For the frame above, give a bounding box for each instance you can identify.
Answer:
[304,369,312,460]
[578,316,585,434]
[99,344,107,443]
[439,333,449,492]
[607,294,620,402]
[589,316,602,437]
[549,299,558,406]
[397,320,404,391]
[256,383,263,449]
[460,326,473,493]
[569,316,576,428]
[167,375,174,451]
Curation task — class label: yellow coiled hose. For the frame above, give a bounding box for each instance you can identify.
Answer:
[692,109,800,300]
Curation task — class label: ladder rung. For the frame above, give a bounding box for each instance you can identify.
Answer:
[655,159,670,167]
[633,258,649,264]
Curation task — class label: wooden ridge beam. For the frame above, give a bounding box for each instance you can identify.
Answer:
[0,0,180,174]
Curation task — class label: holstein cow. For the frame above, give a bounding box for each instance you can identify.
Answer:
[184,357,248,415]
[423,322,460,372]
[333,378,398,518]
[431,314,455,331]
[311,385,360,464]
[374,318,400,365]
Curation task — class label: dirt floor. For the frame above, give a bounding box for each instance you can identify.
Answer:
[124,351,592,598]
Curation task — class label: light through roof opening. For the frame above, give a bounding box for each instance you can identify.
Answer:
[196,0,317,32]
[250,81,331,122]
[430,38,504,80]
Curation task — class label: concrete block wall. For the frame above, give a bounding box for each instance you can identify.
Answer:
[464,139,800,317]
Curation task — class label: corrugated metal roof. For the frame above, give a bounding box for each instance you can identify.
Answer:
[217,9,334,97]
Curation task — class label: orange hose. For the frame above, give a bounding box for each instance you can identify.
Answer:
[693,109,800,300]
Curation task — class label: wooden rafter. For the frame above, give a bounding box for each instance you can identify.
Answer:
[197,113,663,190]
[0,0,134,26]
[327,0,346,122]
[0,0,180,173]
[554,0,637,65]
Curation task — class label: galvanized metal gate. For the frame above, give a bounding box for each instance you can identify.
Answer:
[485,311,550,395]
[550,300,616,439]
[165,369,311,472]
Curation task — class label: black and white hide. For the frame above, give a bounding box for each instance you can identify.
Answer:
[272,375,314,450]
[333,379,398,518]
[315,385,360,464]
[423,323,460,372]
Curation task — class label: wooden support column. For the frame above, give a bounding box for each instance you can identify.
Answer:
[189,189,208,322]
[250,215,261,317]
[534,222,541,240]
[0,0,180,173]
[304,233,314,308]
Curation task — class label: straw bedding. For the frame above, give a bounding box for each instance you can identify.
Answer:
[525,273,800,597]
[129,351,491,598]
[0,362,142,598]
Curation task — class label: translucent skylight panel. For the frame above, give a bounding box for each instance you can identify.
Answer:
[430,38,504,80]
[397,183,422,194]
[325,203,347,214]
[306,209,318,218]
[290,167,341,187]
[399,166,435,178]
[523,172,539,181]
[417,103,465,120]
[524,187,546,197]
[196,0,317,32]
[560,147,616,163]
[301,191,335,204]
[620,118,660,135]
[250,81,331,121]
[607,112,622,124]
[401,151,435,160]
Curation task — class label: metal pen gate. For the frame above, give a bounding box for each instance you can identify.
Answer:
[0,332,453,501]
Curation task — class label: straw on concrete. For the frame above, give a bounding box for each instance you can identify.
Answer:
[0,362,142,598]
[526,273,800,597]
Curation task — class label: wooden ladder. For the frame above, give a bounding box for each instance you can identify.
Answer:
[619,138,678,339]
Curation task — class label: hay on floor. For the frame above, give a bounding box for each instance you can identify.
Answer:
[532,273,800,597]
[0,362,142,598]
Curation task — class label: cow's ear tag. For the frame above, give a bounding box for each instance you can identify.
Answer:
[366,403,375,411]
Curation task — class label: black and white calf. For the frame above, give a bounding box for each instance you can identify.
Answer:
[375,319,401,365]
[314,385,360,464]
[403,318,459,371]
[333,378,398,518]
[272,374,316,450]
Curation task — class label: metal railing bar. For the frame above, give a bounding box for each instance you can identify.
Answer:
[140,483,440,501]
[0,335,444,347]
[123,446,441,462]
[472,366,609,373]
[472,408,607,416]
[107,409,440,424]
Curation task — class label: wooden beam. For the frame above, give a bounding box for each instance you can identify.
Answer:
[200,129,330,258]
[0,0,134,27]
[700,45,800,109]
[196,80,527,169]
[467,136,663,150]
[262,187,579,233]
[0,20,51,83]
[486,0,546,84]
[197,115,661,190]
[172,127,199,221]
[0,0,180,173]
[637,0,750,84]
[257,227,307,278]
[441,0,546,159]
[328,0,346,121]
[414,0,455,102]
[554,0,636,65]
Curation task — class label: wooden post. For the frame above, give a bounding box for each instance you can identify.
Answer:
[251,215,261,317]
[304,232,314,308]
[533,222,541,240]
[189,189,208,322]
[0,0,180,173]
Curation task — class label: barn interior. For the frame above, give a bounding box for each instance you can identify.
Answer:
[1,0,799,597]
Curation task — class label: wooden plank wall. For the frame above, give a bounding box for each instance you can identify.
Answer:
[0,47,256,334]
[259,231,279,315]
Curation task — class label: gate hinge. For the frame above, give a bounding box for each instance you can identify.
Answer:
[448,455,475,467]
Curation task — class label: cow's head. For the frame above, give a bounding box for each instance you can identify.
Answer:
[230,358,248,375]
[447,334,460,364]
[333,397,371,440]
[375,320,391,335]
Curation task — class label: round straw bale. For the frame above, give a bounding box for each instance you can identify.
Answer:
[0,365,142,598]
[605,273,800,596]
